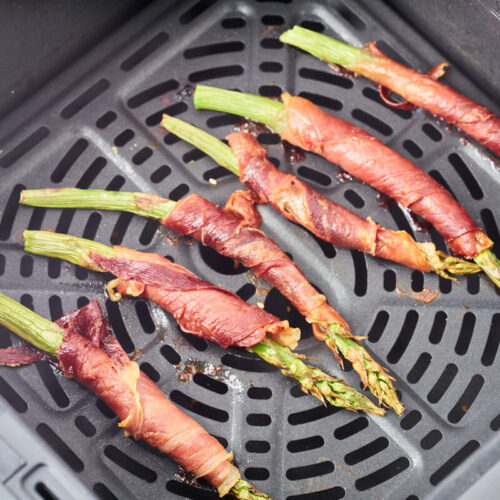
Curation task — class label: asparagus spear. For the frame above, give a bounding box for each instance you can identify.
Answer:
[279,26,500,158]
[161,115,476,277]
[0,292,270,500]
[21,187,401,413]
[192,85,500,287]
[23,230,383,415]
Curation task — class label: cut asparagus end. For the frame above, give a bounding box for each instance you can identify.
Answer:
[474,249,500,289]
[0,292,63,356]
[193,85,287,134]
[326,323,404,416]
[280,25,362,68]
[23,230,115,271]
[231,479,271,500]
[249,337,384,415]
[20,188,176,220]
[418,242,481,280]
[161,114,241,176]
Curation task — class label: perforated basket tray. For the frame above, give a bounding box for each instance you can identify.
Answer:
[0,1,499,499]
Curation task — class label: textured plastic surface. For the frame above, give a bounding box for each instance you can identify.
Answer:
[0,1,499,499]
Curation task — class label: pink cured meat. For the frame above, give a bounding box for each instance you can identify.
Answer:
[90,246,292,348]
[164,193,350,337]
[55,301,239,495]
[351,42,500,156]
[279,93,492,258]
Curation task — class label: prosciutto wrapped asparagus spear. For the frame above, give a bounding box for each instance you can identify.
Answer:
[0,295,266,498]
[22,230,383,415]
[280,26,500,156]
[21,188,402,413]
[193,86,500,288]
[158,113,477,281]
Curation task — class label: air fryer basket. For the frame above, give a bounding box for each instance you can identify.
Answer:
[0,1,499,499]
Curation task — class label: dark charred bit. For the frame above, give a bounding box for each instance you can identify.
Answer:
[281,140,306,164]
[327,62,356,79]
[175,467,204,488]
[336,169,354,183]
[377,192,396,209]
[234,118,270,136]
[176,359,224,382]
[409,211,432,233]
[130,348,144,361]
[177,84,194,100]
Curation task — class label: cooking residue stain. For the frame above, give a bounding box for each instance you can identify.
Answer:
[377,192,396,209]
[245,269,272,297]
[408,211,432,233]
[130,348,144,361]
[176,359,244,395]
[336,169,356,183]
[328,62,356,79]
[234,118,270,136]
[397,286,440,303]
[176,359,224,383]
[282,140,305,164]
[177,84,194,100]
[175,467,202,487]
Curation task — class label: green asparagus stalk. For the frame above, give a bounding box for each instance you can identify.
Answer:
[279,25,363,69]
[23,230,383,415]
[473,249,500,289]
[193,85,286,133]
[21,189,176,221]
[0,293,63,356]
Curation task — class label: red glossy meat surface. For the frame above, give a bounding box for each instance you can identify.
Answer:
[279,93,491,258]
[228,131,431,270]
[90,247,291,348]
[352,42,500,156]
[0,345,55,367]
[55,301,238,494]
[165,193,350,336]
[227,131,379,254]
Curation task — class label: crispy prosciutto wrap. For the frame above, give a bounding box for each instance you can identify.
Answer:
[280,26,500,156]
[278,93,493,259]
[164,193,350,337]
[227,130,434,272]
[0,298,249,497]
[91,246,297,349]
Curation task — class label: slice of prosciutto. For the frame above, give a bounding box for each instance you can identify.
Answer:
[0,301,240,496]
[89,246,297,349]
[227,131,432,271]
[351,42,500,157]
[277,93,492,259]
[163,192,350,339]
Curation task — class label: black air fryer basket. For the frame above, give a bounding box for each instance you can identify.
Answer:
[0,1,499,499]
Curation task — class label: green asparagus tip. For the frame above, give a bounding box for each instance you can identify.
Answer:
[417,242,481,281]
[231,479,271,500]
[250,338,384,415]
[474,249,500,289]
[327,323,404,416]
